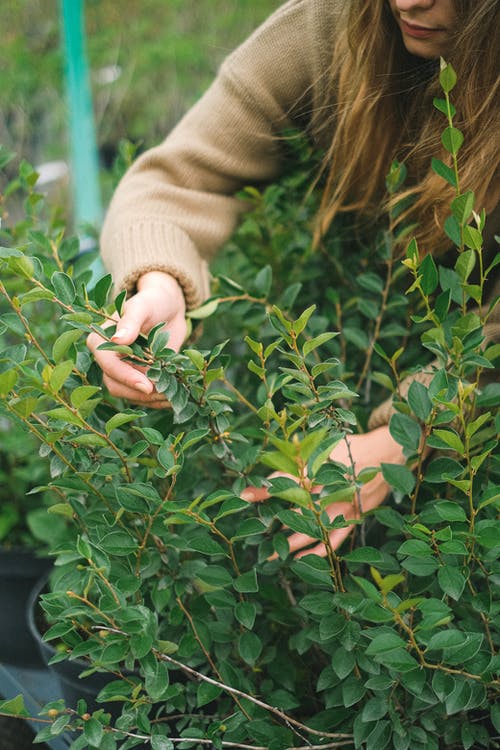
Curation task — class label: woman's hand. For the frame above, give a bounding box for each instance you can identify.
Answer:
[242,425,406,556]
[86,271,187,407]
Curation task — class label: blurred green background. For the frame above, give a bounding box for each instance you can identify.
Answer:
[1,0,280,186]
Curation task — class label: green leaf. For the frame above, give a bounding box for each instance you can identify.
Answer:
[293,304,316,335]
[115,486,151,513]
[71,385,101,408]
[381,463,415,495]
[267,476,311,507]
[197,565,233,589]
[303,332,337,357]
[444,214,462,246]
[445,680,472,715]
[344,547,384,565]
[432,428,465,455]
[397,539,432,557]
[233,569,258,593]
[441,126,463,155]
[439,540,468,555]
[145,663,169,700]
[58,236,80,262]
[235,601,257,629]
[435,501,467,523]
[230,517,267,540]
[366,632,408,656]
[52,329,84,362]
[196,681,222,708]
[341,677,366,707]
[51,271,76,304]
[260,451,298,476]
[185,536,227,557]
[92,274,113,308]
[332,646,355,679]
[300,592,335,615]
[362,696,388,722]
[105,410,146,434]
[184,348,205,370]
[455,249,476,282]
[291,554,332,586]
[238,631,262,664]
[83,717,104,748]
[49,360,74,393]
[98,530,138,556]
[187,299,219,319]
[0,369,18,397]
[9,255,35,279]
[407,380,432,421]
[439,61,457,93]
[420,253,439,295]
[130,633,154,659]
[71,433,108,448]
[431,157,457,188]
[0,245,23,259]
[0,694,29,717]
[389,413,421,452]
[19,288,56,305]
[151,738,175,750]
[43,406,83,427]
[435,288,451,321]
[358,272,384,294]
[424,457,464,482]
[253,264,272,296]
[401,556,439,576]
[319,612,347,641]
[451,191,474,226]
[277,509,320,539]
[437,566,466,600]
[462,226,482,251]
[114,289,126,315]
[476,520,499,549]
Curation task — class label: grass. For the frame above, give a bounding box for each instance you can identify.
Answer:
[1,0,281,168]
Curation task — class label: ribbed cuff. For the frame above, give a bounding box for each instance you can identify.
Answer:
[102,219,210,309]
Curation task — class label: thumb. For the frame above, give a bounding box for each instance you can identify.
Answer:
[111,295,153,345]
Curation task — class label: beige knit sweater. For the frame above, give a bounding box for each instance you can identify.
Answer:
[100,0,498,427]
[101,0,340,306]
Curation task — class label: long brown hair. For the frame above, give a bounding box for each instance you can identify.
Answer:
[316,0,500,254]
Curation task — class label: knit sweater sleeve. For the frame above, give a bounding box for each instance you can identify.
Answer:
[100,0,338,308]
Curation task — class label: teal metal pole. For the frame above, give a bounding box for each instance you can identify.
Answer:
[60,0,103,274]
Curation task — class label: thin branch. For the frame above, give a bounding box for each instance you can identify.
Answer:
[93,626,353,741]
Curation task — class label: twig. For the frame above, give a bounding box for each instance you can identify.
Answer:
[93,626,353,741]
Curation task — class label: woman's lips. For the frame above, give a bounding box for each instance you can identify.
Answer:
[400,18,444,39]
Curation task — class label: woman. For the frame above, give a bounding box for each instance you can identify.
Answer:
[87,0,499,554]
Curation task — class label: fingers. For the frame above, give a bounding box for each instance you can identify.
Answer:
[241,486,270,503]
[87,321,155,397]
[86,272,188,404]
[101,373,170,407]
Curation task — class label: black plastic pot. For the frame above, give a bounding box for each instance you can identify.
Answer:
[0,547,52,668]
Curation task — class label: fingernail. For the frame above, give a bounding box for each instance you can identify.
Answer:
[112,328,128,341]
[241,489,256,502]
[134,381,153,394]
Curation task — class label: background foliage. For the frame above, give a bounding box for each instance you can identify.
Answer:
[1,0,280,171]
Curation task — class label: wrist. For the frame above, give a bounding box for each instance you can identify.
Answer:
[137,271,185,304]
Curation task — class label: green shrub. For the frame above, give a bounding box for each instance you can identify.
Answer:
[0,61,498,750]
